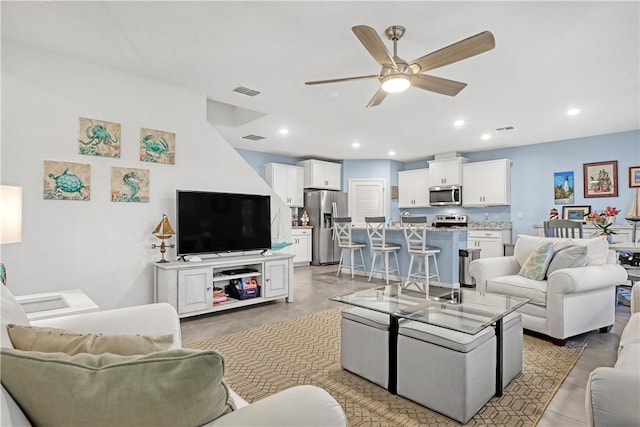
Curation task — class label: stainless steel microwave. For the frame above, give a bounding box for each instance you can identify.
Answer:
[429,185,462,206]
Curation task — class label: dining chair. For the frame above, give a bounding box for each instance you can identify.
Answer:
[334,217,367,279]
[402,216,441,290]
[365,217,401,284]
[543,219,583,238]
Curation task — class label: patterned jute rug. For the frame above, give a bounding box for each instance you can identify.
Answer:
[186,308,585,426]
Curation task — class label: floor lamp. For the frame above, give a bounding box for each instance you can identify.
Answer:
[0,186,23,285]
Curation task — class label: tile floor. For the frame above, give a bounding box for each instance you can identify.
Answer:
[181,265,631,426]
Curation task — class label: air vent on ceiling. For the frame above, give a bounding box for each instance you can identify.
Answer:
[242,134,266,141]
[233,86,261,97]
[496,126,515,131]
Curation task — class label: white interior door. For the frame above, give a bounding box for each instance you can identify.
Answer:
[348,179,385,227]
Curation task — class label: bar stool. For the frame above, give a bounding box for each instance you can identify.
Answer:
[365,216,401,284]
[334,217,367,279]
[402,217,440,289]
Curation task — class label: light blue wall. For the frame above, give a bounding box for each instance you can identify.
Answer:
[236,129,640,235]
[342,159,403,220]
[463,130,639,237]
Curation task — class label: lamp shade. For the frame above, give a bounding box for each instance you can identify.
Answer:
[0,186,22,244]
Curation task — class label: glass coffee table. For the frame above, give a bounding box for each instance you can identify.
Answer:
[330,283,529,397]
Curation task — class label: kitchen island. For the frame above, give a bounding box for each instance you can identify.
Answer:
[348,227,468,284]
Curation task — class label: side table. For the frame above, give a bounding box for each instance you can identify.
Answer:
[14,289,100,321]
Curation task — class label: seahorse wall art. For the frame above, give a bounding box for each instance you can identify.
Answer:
[43,160,90,201]
[78,117,121,158]
[139,128,175,164]
[110,167,150,203]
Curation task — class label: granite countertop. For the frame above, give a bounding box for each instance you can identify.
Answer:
[467,221,512,231]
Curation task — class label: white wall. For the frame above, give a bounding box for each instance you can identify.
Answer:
[0,43,280,309]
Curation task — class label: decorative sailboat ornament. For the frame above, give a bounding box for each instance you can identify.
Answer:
[151,214,176,263]
[625,189,640,243]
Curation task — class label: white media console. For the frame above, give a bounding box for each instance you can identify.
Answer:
[154,252,295,318]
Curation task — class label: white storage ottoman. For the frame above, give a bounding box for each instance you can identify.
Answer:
[502,311,523,386]
[396,321,496,423]
[340,307,390,388]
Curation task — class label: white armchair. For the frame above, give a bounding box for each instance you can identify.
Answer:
[585,283,640,426]
[1,285,347,427]
[469,235,627,344]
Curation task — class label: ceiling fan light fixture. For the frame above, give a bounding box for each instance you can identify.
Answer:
[381,74,411,93]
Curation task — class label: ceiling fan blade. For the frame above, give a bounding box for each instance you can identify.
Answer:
[366,88,388,108]
[305,74,379,85]
[411,74,467,96]
[352,25,397,69]
[410,31,495,73]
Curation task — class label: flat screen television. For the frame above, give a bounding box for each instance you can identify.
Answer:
[176,190,271,256]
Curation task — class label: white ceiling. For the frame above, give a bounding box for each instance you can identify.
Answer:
[2,1,638,162]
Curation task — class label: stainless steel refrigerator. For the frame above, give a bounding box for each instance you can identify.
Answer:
[304,190,348,265]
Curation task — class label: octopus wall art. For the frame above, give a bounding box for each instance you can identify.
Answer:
[78,117,121,158]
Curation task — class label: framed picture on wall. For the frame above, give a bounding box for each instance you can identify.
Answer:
[629,166,640,188]
[583,160,618,198]
[562,205,590,221]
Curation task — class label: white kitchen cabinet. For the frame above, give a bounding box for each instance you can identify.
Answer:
[292,228,312,265]
[282,228,312,265]
[265,163,304,207]
[428,157,468,186]
[467,229,512,258]
[462,159,511,207]
[398,169,430,208]
[296,159,342,190]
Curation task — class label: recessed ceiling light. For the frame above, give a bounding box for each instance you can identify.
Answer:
[454,119,465,127]
[567,108,580,116]
[481,134,491,141]
[352,142,360,148]
[278,128,289,135]
[388,151,396,156]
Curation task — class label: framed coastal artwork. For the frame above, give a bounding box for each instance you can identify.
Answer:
[583,160,618,198]
[629,166,640,188]
[139,128,175,164]
[553,171,574,204]
[78,117,121,158]
[43,160,90,201]
[110,167,150,203]
[562,205,590,221]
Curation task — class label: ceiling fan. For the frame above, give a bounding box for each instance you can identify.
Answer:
[305,25,495,107]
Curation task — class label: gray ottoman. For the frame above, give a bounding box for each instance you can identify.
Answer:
[340,307,389,388]
[396,321,496,423]
[502,311,523,386]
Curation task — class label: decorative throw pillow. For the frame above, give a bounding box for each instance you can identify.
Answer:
[545,244,589,277]
[0,348,233,427]
[7,324,173,355]
[518,242,554,280]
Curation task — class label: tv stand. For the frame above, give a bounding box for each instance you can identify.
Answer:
[153,253,294,318]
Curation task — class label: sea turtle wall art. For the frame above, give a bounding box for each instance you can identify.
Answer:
[78,117,121,158]
[43,160,90,201]
[111,167,150,203]
[140,128,175,164]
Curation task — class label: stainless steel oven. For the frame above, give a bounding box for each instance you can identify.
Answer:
[429,185,462,206]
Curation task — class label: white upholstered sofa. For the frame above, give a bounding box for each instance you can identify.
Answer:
[469,235,627,344]
[585,282,640,426]
[1,285,347,427]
